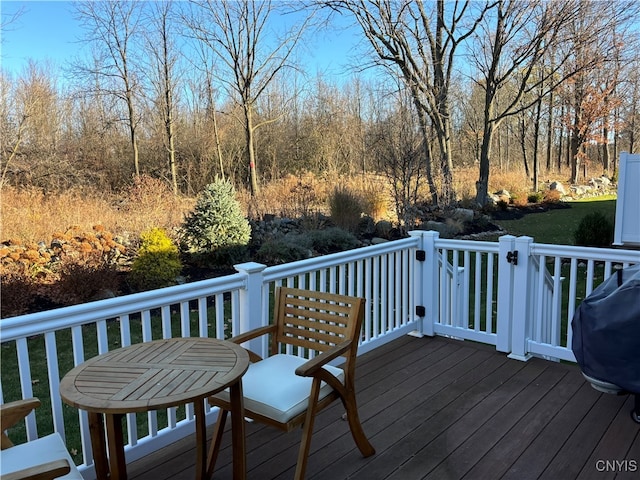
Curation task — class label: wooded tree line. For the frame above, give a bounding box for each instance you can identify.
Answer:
[2,0,639,210]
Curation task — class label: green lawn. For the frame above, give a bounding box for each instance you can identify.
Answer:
[492,196,617,245]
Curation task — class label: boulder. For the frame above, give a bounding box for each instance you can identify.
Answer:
[452,208,474,223]
[493,189,511,203]
[549,181,566,195]
[424,220,451,238]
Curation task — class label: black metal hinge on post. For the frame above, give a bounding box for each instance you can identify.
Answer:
[506,250,518,265]
[416,250,426,261]
[415,305,426,317]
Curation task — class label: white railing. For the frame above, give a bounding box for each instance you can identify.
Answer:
[508,237,639,362]
[1,231,638,478]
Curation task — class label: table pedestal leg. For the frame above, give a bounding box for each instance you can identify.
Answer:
[105,413,126,480]
[88,412,109,480]
[229,380,246,480]
[194,399,207,480]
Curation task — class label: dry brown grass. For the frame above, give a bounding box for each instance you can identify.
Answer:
[454,166,532,204]
[0,167,589,317]
[1,168,542,245]
[1,177,193,245]
[238,172,394,221]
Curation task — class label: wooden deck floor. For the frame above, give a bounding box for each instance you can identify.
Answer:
[127,335,640,480]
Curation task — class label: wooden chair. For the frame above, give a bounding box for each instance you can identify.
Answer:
[206,287,375,479]
[0,398,83,480]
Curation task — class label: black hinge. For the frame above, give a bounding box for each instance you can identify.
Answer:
[416,250,426,261]
[506,250,519,265]
[415,305,426,317]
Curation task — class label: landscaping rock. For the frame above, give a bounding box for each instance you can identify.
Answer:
[452,208,474,223]
[549,181,566,195]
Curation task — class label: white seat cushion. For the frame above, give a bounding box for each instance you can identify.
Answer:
[0,432,83,479]
[214,354,344,424]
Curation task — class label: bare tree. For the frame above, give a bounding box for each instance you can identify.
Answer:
[144,0,180,194]
[619,59,640,154]
[370,81,425,228]
[559,0,638,183]
[470,0,640,202]
[468,0,586,204]
[184,0,312,196]
[0,72,31,189]
[325,0,492,207]
[74,0,144,177]
[0,62,69,189]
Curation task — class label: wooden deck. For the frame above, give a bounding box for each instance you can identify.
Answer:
[127,335,640,480]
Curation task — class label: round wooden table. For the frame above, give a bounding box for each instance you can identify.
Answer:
[60,337,249,480]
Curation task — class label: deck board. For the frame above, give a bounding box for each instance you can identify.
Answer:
[127,335,640,480]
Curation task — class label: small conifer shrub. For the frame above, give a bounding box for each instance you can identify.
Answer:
[130,228,182,291]
[179,178,251,265]
[573,212,614,247]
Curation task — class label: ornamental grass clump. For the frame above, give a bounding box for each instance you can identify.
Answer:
[329,186,363,233]
[130,228,182,291]
[179,178,251,266]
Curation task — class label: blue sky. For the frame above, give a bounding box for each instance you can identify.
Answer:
[1,0,363,80]
[1,1,81,73]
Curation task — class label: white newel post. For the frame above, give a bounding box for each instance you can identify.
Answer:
[496,235,516,353]
[410,230,440,337]
[508,236,534,361]
[234,262,267,358]
[408,231,424,336]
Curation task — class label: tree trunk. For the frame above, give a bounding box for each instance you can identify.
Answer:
[131,124,140,177]
[602,125,610,174]
[245,104,259,196]
[164,69,177,195]
[570,132,581,184]
[412,92,439,206]
[476,120,495,206]
[212,108,225,181]
[439,120,456,205]
[519,116,530,179]
[546,90,554,171]
[533,97,542,191]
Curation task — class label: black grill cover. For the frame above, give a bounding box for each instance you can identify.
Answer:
[571,264,640,394]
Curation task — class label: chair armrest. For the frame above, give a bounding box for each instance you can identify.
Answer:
[295,340,352,378]
[228,325,277,363]
[228,325,276,344]
[1,458,71,480]
[1,398,41,450]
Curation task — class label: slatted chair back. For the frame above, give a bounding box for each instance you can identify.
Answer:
[271,287,365,359]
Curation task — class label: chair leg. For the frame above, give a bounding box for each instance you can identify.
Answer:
[343,391,375,457]
[206,409,228,479]
[294,379,322,480]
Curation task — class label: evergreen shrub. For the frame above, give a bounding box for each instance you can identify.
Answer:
[573,212,614,247]
[130,228,182,291]
[527,191,544,203]
[306,227,360,254]
[179,178,251,265]
[255,235,312,265]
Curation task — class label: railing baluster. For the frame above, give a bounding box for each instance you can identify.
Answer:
[97,319,109,354]
[551,256,562,347]
[486,252,495,334]
[44,331,64,439]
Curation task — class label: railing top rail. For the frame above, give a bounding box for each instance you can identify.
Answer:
[0,274,246,342]
[531,243,640,263]
[434,238,500,253]
[262,236,420,283]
